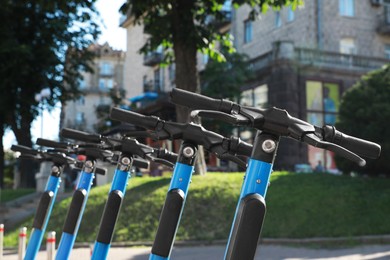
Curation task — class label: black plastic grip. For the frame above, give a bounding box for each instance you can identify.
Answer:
[133,158,150,169]
[95,167,107,176]
[110,107,159,129]
[96,190,123,244]
[170,88,234,113]
[36,138,69,149]
[60,128,101,143]
[151,189,185,257]
[324,126,381,159]
[11,145,38,155]
[225,193,266,260]
[32,191,54,230]
[63,189,87,234]
[236,141,253,157]
[157,149,178,164]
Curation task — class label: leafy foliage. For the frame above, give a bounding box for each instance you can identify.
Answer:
[0,0,101,186]
[335,66,390,176]
[200,49,254,136]
[121,0,302,62]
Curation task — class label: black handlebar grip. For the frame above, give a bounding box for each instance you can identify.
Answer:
[95,167,107,175]
[11,145,38,155]
[158,149,178,164]
[229,137,253,157]
[61,128,101,143]
[133,158,150,169]
[170,88,234,113]
[236,141,253,157]
[324,126,381,159]
[36,138,69,149]
[110,107,159,130]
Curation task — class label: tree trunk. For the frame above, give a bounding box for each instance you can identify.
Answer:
[172,0,207,175]
[11,115,37,188]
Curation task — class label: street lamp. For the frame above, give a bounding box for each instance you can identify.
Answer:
[34,88,51,138]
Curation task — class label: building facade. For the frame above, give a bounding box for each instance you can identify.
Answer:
[61,43,125,133]
[120,0,390,171]
[234,0,390,170]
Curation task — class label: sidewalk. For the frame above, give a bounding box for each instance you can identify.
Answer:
[3,244,390,259]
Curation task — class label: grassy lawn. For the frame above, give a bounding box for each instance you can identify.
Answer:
[0,188,35,203]
[3,172,390,247]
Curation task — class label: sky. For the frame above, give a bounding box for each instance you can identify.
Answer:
[3,0,127,149]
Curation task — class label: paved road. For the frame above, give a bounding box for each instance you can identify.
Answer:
[3,244,390,259]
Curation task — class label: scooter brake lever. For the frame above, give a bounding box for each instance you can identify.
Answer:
[146,154,175,168]
[303,133,366,166]
[218,153,248,169]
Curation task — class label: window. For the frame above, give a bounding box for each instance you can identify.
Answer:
[244,19,252,43]
[287,6,295,22]
[168,64,175,81]
[99,78,105,89]
[306,81,340,171]
[385,6,390,24]
[339,38,356,54]
[75,112,84,125]
[385,44,390,59]
[253,85,268,108]
[78,79,86,89]
[339,0,354,17]
[107,79,114,89]
[76,96,85,106]
[154,68,161,91]
[275,11,282,28]
[100,62,113,75]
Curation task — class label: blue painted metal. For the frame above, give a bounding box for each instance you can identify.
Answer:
[24,175,61,260]
[56,170,94,260]
[168,163,193,195]
[224,158,273,258]
[92,242,110,260]
[91,168,131,259]
[149,253,169,260]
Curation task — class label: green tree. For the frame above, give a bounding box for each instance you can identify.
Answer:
[121,0,300,174]
[0,0,101,187]
[200,49,254,136]
[335,65,390,176]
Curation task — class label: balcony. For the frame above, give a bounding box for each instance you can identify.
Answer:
[294,48,389,71]
[377,14,390,35]
[143,79,162,93]
[143,52,163,67]
[248,45,389,73]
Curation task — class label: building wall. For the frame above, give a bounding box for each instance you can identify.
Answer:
[233,1,317,58]
[62,43,125,133]
[123,23,150,98]
[234,0,390,58]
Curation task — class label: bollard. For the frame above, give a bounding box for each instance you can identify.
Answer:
[18,227,27,260]
[90,243,94,258]
[0,224,4,259]
[46,231,56,260]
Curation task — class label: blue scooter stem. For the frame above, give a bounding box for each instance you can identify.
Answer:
[91,166,132,260]
[56,168,95,260]
[224,132,278,260]
[24,173,61,260]
[149,162,194,260]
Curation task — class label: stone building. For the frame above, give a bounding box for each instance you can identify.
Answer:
[120,0,390,171]
[233,0,390,170]
[61,43,125,133]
